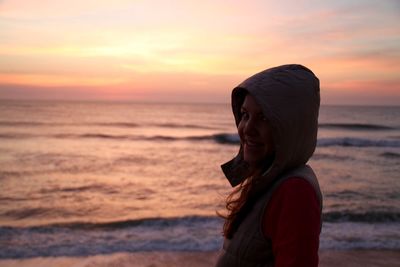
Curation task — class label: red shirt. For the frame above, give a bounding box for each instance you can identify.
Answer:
[263,177,321,267]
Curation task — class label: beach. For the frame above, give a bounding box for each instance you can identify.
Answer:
[1,250,399,267]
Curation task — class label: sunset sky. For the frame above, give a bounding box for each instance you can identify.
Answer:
[0,0,399,105]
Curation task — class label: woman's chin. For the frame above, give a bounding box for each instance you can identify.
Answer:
[244,154,275,175]
[244,154,263,167]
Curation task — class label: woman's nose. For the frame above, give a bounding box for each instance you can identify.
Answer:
[243,117,257,136]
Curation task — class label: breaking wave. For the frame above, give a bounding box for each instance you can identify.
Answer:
[1,212,399,258]
[317,137,400,147]
[0,121,216,130]
[2,131,400,148]
[319,123,396,130]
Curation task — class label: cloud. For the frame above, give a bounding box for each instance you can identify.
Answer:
[1,0,399,104]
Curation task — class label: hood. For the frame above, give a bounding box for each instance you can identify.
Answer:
[221,64,320,188]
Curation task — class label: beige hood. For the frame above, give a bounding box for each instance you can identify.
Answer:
[221,64,320,188]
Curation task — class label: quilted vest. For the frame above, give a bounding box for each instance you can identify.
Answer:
[215,165,322,267]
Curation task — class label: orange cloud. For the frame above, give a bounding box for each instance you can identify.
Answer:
[0,73,125,87]
[324,79,400,94]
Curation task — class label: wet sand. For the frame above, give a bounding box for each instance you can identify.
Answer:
[1,250,399,267]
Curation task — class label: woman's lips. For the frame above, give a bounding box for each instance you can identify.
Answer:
[245,139,263,147]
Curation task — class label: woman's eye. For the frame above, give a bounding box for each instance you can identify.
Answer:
[241,111,249,120]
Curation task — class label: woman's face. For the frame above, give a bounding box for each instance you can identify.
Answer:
[238,94,274,172]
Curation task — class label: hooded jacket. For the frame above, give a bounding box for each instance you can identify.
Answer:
[216,64,322,267]
[222,64,320,189]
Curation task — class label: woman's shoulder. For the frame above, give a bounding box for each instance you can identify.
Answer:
[270,176,320,208]
[276,176,317,194]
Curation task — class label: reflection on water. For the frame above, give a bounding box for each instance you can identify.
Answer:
[0,101,399,257]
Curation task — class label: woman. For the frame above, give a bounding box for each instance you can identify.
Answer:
[216,64,323,267]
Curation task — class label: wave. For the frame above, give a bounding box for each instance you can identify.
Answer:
[319,123,396,130]
[3,210,398,232]
[323,211,400,223]
[312,153,353,161]
[213,133,240,144]
[212,134,400,148]
[380,152,400,158]
[0,121,49,127]
[36,215,220,230]
[320,222,400,250]
[2,130,400,148]
[93,122,215,130]
[1,214,399,258]
[324,190,368,199]
[95,122,138,128]
[152,123,217,130]
[47,211,400,228]
[0,133,33,139]
[0,216,223,259]
[2,120,396,130]
[0,121,216,130]
[74,134,213,142]
[0,132,215,142]
[317,137,400,147]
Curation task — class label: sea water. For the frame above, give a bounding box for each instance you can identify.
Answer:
[0,100,399,258]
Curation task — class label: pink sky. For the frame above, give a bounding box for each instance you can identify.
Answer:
[0,0,399,105]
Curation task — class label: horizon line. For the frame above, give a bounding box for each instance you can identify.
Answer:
[0,98,399,107]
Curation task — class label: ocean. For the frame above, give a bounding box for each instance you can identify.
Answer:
[0,100,399,259]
